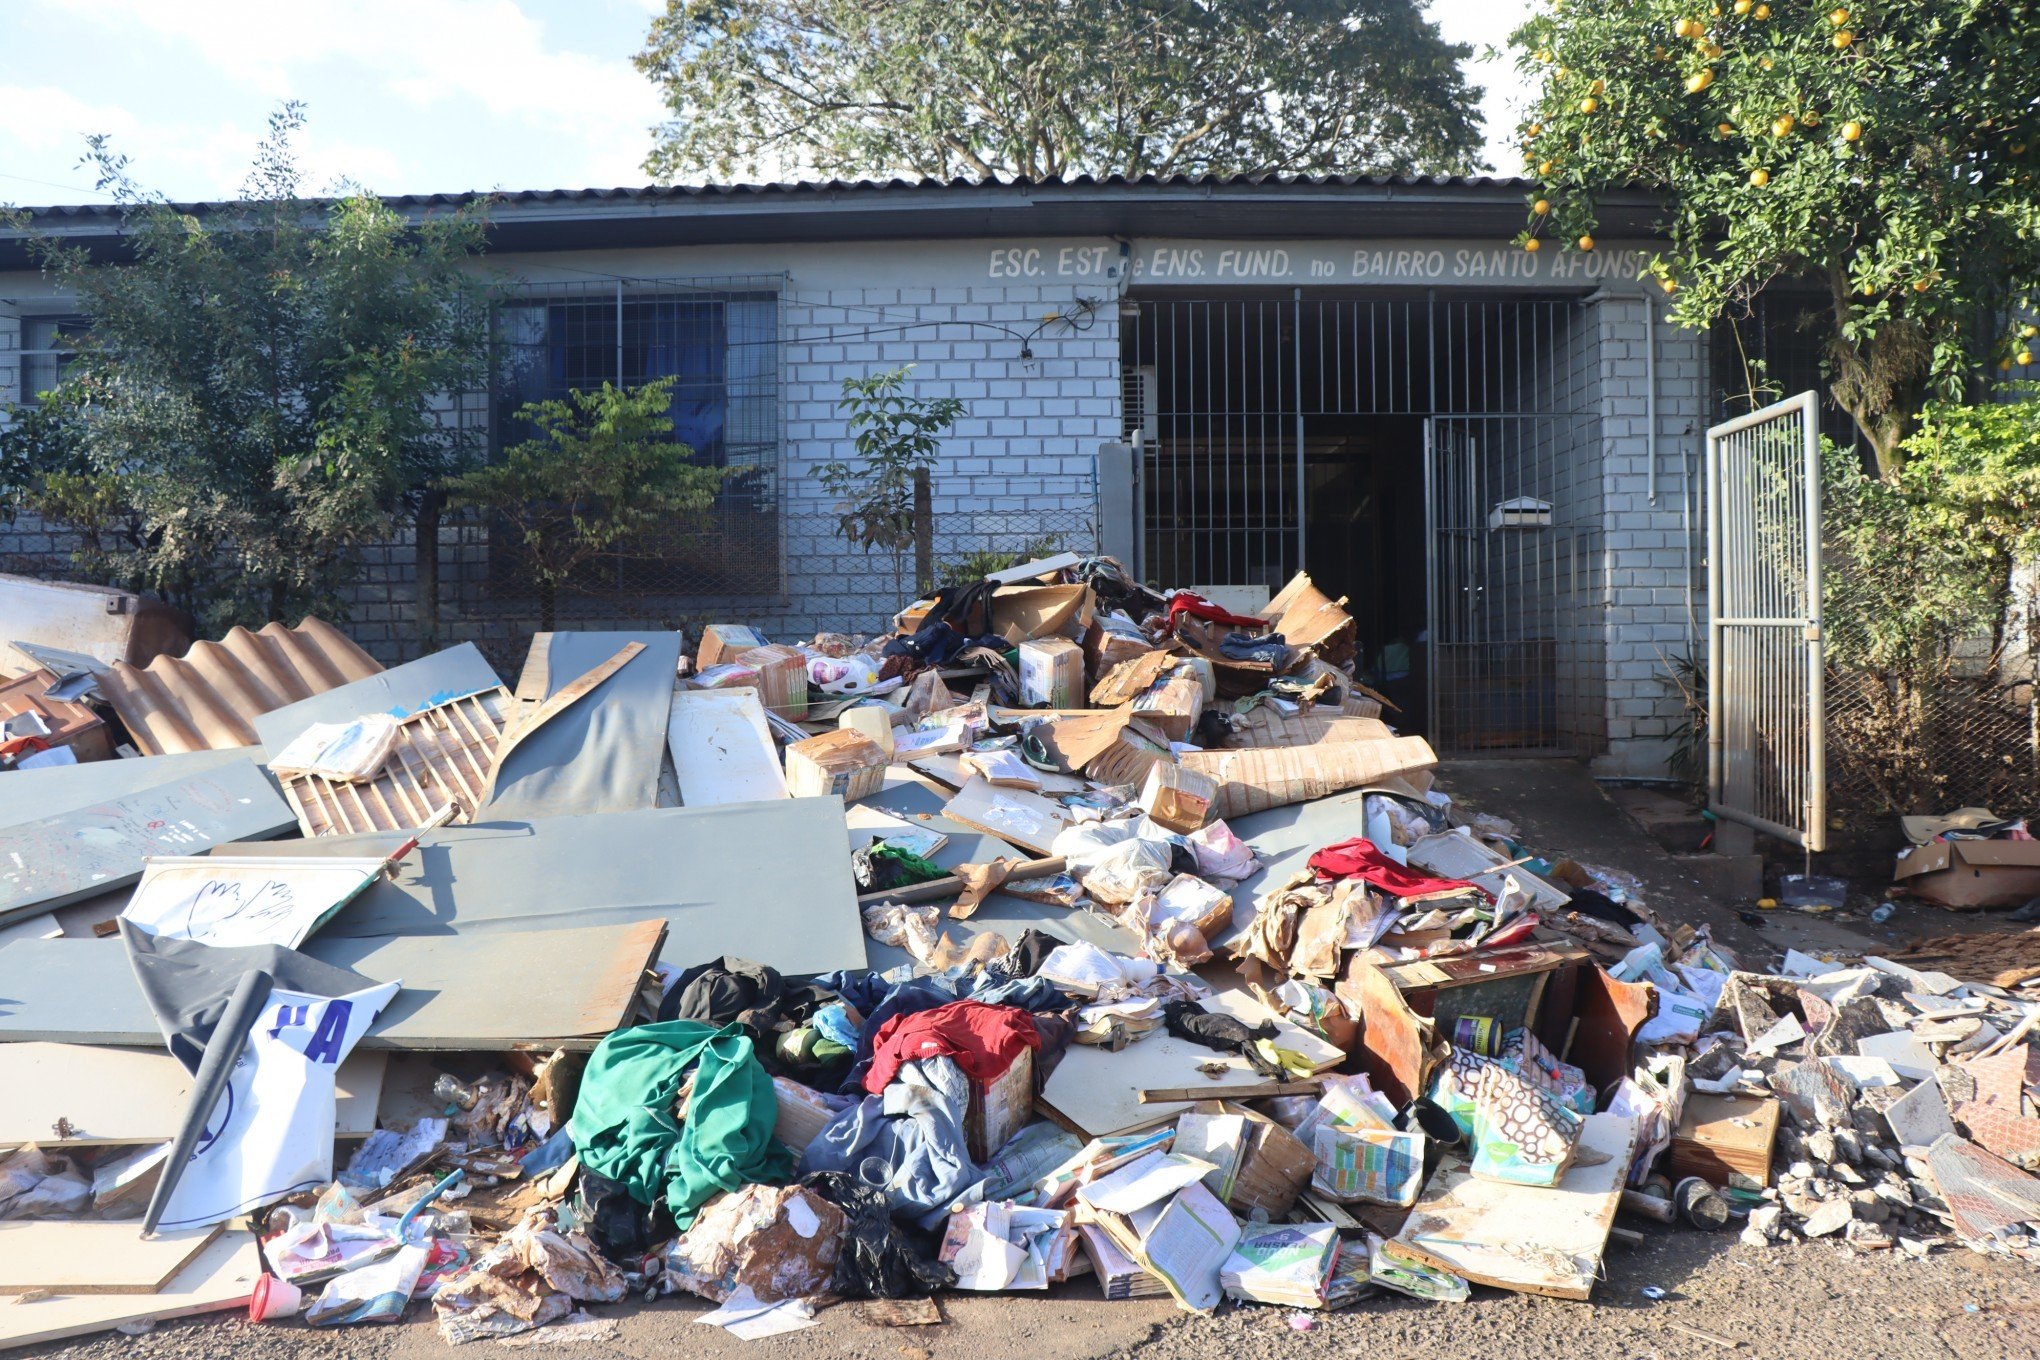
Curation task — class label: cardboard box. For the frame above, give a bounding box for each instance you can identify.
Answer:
[772,1076,840,1154]
[964,1047,1034,1162]
[992,583,1093,642]
[1893,838,2040,910]
[1130,671,1204,742]
[0,669,114,764]
[736,643,809,720]
[1036,711,1172,788]
[1138,761,1217,833]
[1668,1093,1779,1188]
[784,729,887,802]
[696,623,765,670]
[1179,735,1438,819]
[1018,637,1084,709]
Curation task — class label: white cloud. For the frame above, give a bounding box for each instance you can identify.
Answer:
[1426,0,1538,173]
[42,0,664,162]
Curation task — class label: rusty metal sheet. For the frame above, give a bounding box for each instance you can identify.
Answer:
[99,618,382,755]
[0,918,663,1051]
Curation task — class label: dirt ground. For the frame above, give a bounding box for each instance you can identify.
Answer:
[24,762,2040,1360]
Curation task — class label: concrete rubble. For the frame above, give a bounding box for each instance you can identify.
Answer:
[0,557,2034,1349]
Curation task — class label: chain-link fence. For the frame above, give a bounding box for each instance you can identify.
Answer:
[1825,665,2038,817]
[371,504,1101,675]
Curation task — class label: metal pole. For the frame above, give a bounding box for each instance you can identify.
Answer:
[1294,288,1307,577]
[1800,390,1827,852]
[1424,417,1440,752]
[1705,424,1724,812]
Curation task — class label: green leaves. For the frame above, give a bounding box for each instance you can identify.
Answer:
[439,379,735,629]
[816,365,963,592]
[637,0,1484,181]
[1513,0,2040,473]
[10,106,494,632]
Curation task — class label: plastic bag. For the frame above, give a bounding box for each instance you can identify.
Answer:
[800,1171,953,1299]
[1077,836,1174,906]
[306,1242,428,1326]
[1186,820,1257,879]
[1426,1042,1584,1188]
[0,1146,91,1219]
[1050,818,1142,870]
[811,653,884,695]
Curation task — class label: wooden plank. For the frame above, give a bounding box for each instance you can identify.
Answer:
[488,640,642,797]
[274,687,509,836]
[0,1230,257,1350]
[1138,1080,1321,1104]
[0,1223,222,1296]
[1392,1113,1640,1301]
[1200,988,1345,1075]
[668,688,788,806]
[0,1045,384,1149]
[939,777,1076,857]
[0,759,295,927]
[1038,1032,1299,1137]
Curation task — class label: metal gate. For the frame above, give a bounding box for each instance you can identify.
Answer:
[1706,391,1826,850]
[1122,295,1606,755]
[1426,414,1606,755]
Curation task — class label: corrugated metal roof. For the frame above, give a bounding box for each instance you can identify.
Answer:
[3,174,1668,265]
[15,172,1542,220]
[100,618,384,756]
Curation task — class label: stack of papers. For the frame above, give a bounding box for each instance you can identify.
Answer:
[1073,1150,1242,1313]
[1220,1222,1341,1308]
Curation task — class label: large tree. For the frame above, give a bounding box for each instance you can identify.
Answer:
[637,0,1483,182]
[6,105,494,645]
[1511,0,2040,475]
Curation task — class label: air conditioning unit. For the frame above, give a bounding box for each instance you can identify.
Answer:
[1122,365,1157,445]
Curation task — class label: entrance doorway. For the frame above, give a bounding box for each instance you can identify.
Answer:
[1120,293,1606,755]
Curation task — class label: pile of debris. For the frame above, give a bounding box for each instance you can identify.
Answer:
[0,558,2034,1349]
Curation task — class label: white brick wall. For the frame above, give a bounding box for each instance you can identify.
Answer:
[1589,294,1709,779]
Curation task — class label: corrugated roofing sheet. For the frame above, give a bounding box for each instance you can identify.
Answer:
[14,172,1541,220]
[100,618,383,755]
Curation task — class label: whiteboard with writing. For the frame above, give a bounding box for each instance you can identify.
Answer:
[121,855,389,950]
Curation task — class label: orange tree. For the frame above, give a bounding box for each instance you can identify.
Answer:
[1510,1,2040,475]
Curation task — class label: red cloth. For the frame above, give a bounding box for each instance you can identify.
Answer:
[1166,593,1268,631]
[1306,836,1489,902]
[863,1000,1042,1095]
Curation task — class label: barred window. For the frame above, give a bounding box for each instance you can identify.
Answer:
[19,314,90,407]
[490,276,783,598]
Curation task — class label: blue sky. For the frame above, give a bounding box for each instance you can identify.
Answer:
[0,1,1530,207]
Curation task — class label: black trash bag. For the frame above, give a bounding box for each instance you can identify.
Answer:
[574,1168,675,1266]
[800,1171,954,1299]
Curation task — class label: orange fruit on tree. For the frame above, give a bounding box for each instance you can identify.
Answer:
[1577,234,1596,250]
[1533,198,1552,215]
[2021,350,2035,366]
[1773,114,1796,137]
[1687,69,1715,93]
[1834,30,1853,48]
[1734,0,1751,12]
[1842,120,1863,142]
[1755,3,1770,17]
[1750,168,1770,186]
[1580,97,1599,113]
[1524,237,1542,252]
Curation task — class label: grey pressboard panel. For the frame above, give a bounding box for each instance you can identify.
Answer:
[0,749,261,828]
[480,632,680,820]
[0,919,661,1051]
[250,644,502,751]
[0,758,296,926]
[214,798,868,978]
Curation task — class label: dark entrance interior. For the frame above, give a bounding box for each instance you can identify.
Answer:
[1121,292,1605,755]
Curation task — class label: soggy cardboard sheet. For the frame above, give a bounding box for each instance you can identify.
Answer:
[1392,1113,1638,1301]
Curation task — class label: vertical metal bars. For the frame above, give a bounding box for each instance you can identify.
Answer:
[1706,390,1827,851]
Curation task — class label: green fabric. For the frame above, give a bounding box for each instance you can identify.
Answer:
[869,841,945,886]
[569,1019,792,1227]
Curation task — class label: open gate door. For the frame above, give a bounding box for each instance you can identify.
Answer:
[1706,391,1826,851]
